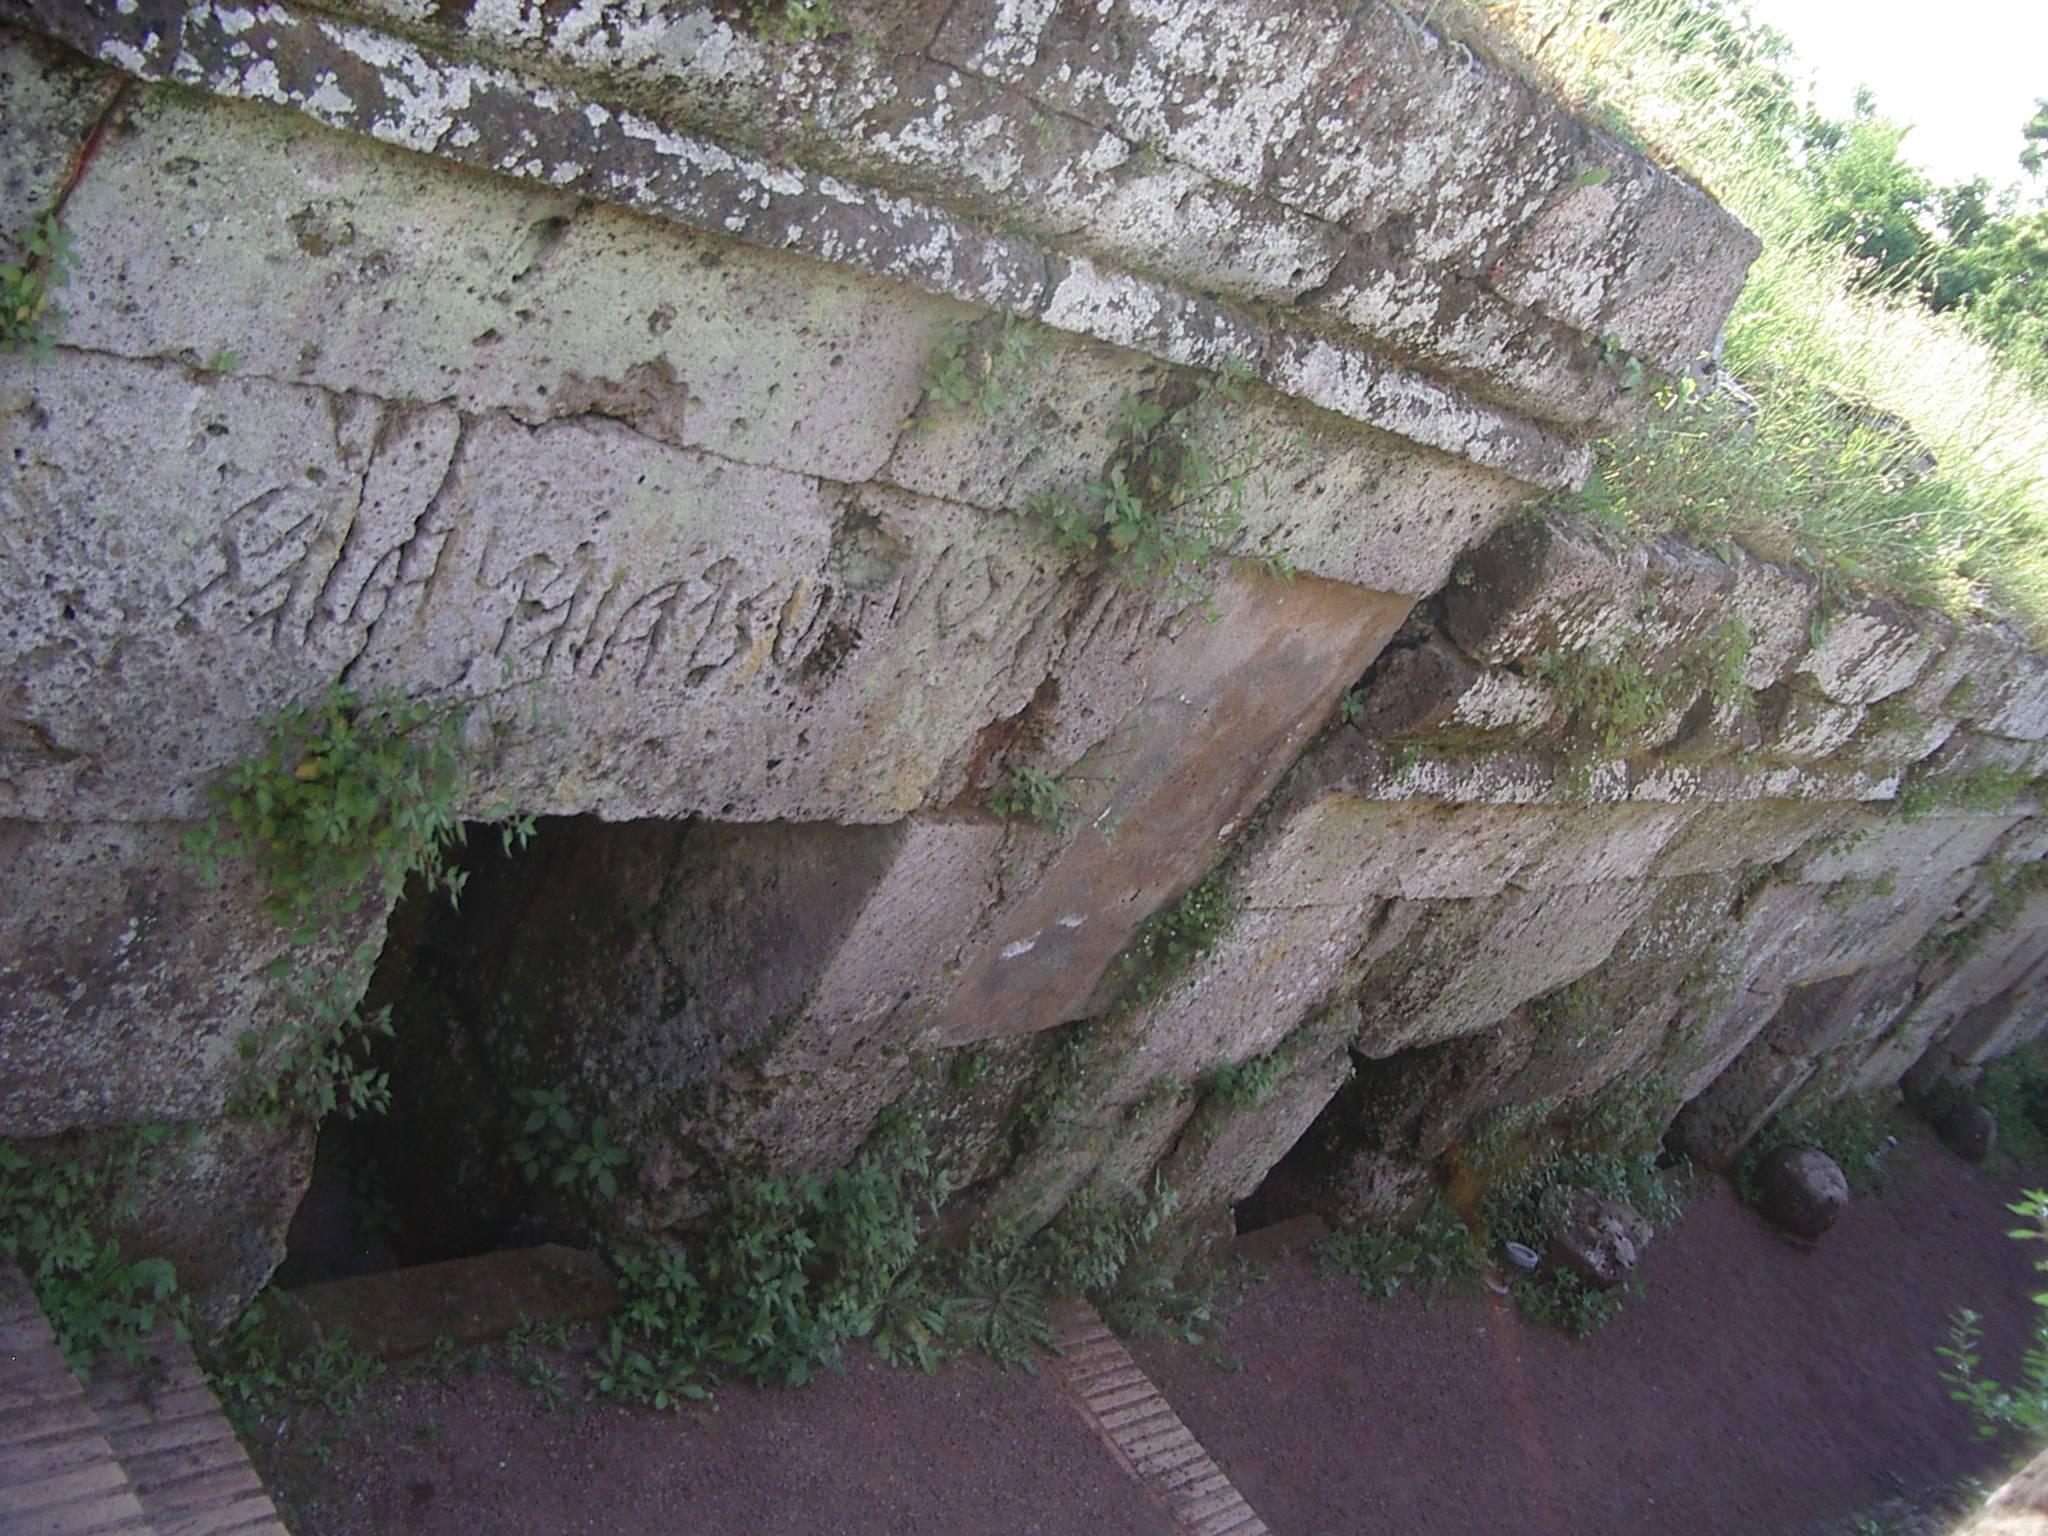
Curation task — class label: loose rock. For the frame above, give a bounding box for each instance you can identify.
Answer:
[1755,1145,1851,1238]
[1542,1188,1652,1290]
[1936,1101,1998,1165]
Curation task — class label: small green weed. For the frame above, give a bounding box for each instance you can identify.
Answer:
[1196,1054,1289,1111]
[1824,869,1898,912]
[0,1131,186,1375]
[183,682,534,1122]
[944,1225,1052,1371]
[510,1088,630,1199]
[1938,1189,2048,1437]
[742,0,839,42]
[205,1295,384,1436]
[1513,1268,1635,1337]
[919,314,1048,419]
[1315,1198,1479,1304]
[1897,767,2035,822]
[1020,358,1293,606]
[2,211,74,360]
[1117,870,1239,1012]
[987,764,1075,833]
[1530,614,1751,760]
[587,1244,711,1410]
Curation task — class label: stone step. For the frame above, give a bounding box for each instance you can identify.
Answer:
[1048,1300,1272,1536]
[83,1330,290,1536]
[0,1263,154,1536]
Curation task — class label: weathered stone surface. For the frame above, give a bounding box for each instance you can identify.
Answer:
[936,574,1411,1045]
[1329,1149,1436,1227]
[119,1117,315,1336]
[1651,800,1844,878]
[21,0,1598,487]
[1667,1040,1816,1166]
[1908,622,2048,742]
[1793,595,1938,706]
[1914,728,2048,787]
[6,0,2045,1332]
[1543,1187,1650,1290]
[1724,551,1820,690]
[1785,813,2018,887]
[1756,686,1865,761]
[0,820,384,1134]
[1497,869,1749,1108]
[61,87,939,485]
[932,0,1754,381]
[1443,516,1648,665]
[1158,1046,1354,1222]
[1242,795,1560,907]
[1761,964,1917,1058]
[1513,805,1696,889]
[1753,1144,1850,1238]
[1353,880,1656,1058]
[3,352,435,821]
[0,25,121,258]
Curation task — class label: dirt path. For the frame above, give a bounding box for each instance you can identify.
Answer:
[265,1134,2047,1536]
[1135,1138,2045,1536]
[267,1343,1181,1536]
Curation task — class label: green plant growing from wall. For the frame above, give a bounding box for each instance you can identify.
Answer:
[1021,357,1293,606]
[1117,869,1240,1012]
[1196,1053,1291,1111]
[1,211,75,360]
[987,764,1076,833]
[919,314,1048,419]
[0,1130,186,1374]
[1823,869,1898,912]
[741,0,840,43]
[183,682,535,1121]
[1531,614,1752,761]
[509,1088,631,1199]
[1896,766,2038,822]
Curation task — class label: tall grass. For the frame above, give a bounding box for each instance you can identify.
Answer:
[1469,0,2048,633]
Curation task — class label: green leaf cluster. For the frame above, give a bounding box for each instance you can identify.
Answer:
[1315,1198,1479,1305]
[1939,1189,2048,1437]
[205,1295,384,1436]
[1023,358,1292,605]
[183,682,535,1122]
[2,211,74,360]
[0,1130,187,1375]
[918,314,1048,419]
[1117,869,1240,1012]
[987,764,1074,833]
[510,1087,630,1199]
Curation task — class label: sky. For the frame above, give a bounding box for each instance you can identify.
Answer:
[1746,0,2047,187]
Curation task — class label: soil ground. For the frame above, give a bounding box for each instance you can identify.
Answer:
[261,1132,2047,1536]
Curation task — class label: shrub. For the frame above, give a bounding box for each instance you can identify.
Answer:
[1939,1190,2048,1437]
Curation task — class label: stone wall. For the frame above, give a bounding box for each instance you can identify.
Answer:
[0,1,2038,1321]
